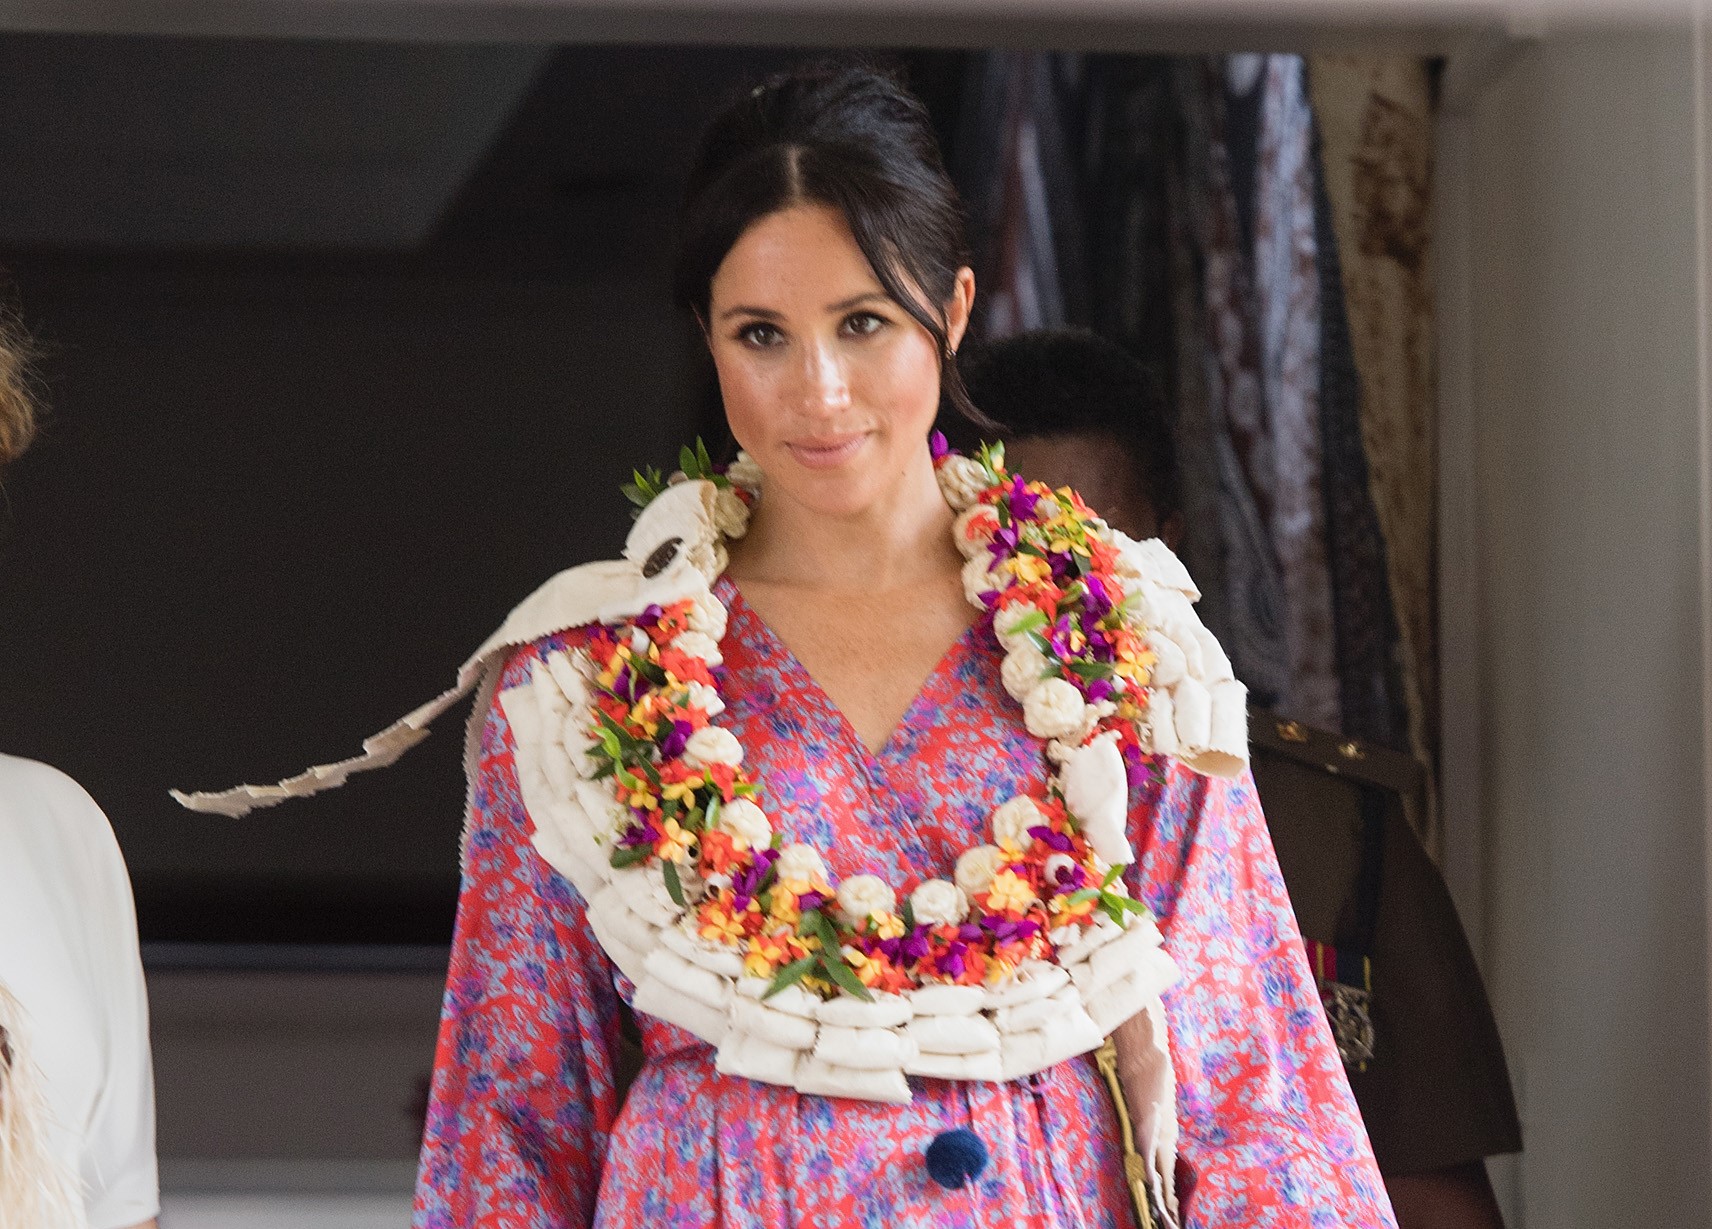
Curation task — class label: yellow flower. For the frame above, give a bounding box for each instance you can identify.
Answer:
[700,904,745,945]
[985,869,1038,915]
[743,932,791,978]
[869,912,906,940]
[1008,554,1051,585]
[768,890,802,927]
[626,787,659,811]
[1049,893,1096,924]
[661,777,703,804]
[654,817,694,863]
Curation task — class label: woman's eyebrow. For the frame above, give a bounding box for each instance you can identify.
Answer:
[718,304,783,322]
[827,292,890,312]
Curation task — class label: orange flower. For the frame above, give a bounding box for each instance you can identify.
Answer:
[659,648,715,687]
[645,600,694,645]
[699,828,744,876]
[707,762,741,803]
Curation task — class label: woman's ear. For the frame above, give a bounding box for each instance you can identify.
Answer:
[945,267,976,354]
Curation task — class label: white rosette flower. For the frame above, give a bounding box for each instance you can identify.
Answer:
[713,797,771,852]
[1000,644,1052,703]
[726,451,764,494]
[687,590,729,641]
[1061,732,1133,865]
[713,486,751,539]
[909,878,969,926]
[954,844,1007,897]
[991,796,1047,848]
[835,874,897,925]
[935,455,990,510]
[683,726,743,769]
[775,843,828,887]
[952,505,1000,560]
[993,604,1041,654]
[684,681,725,718]
[1023,676,1088,741]
[961,554,1005,605]
[673,630,724,668]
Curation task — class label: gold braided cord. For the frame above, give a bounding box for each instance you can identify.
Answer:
[1094,1036,1156,1229]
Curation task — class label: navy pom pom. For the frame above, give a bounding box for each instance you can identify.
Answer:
[925,1128,989,1190]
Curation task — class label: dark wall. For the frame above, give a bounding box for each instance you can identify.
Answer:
[0,256,698,942]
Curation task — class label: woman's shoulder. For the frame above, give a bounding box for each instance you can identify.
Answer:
[0,753,113,840]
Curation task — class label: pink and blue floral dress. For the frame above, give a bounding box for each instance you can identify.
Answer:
[413,578,1395,1228]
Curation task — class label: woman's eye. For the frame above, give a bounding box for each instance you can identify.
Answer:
[737,322,784,348]
[842,311,887,337]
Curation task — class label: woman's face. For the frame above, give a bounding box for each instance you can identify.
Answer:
[705,202,973,519]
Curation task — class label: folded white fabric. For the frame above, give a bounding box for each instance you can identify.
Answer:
[794,1058,911,1104]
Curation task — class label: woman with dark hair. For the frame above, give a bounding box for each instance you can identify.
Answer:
[180,62,1390,1228]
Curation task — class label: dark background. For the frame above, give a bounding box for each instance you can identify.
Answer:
[0,38,970,946]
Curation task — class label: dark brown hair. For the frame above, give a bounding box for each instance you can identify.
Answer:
[674,61,987,426]
[0,310,36,469]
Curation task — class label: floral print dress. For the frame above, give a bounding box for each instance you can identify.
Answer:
[414,578,1395,1228]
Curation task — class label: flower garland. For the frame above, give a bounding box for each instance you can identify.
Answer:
[579,436,1162,1004]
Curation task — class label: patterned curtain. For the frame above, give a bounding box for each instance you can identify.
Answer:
[952,51,1437,850]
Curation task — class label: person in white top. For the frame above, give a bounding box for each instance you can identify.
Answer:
[0,317,159,1229]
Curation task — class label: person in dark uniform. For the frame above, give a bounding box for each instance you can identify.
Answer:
[960,326,1521,1229]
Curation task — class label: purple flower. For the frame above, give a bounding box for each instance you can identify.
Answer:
[1029,825,1074,852]
[901,928,932,964]
[930,430,950,461]
[1046,862,1088,893]
[986,524,1020,565]
[1084,676,1115,704]
[1048,616,1076,660]
[988,916,1041,945]
[938,944,967,979]
[658,719,694,760]
[638,603,664,626]
[1082,575,1112,618]
[797,890,830,914]
[1008,475,1040,520]
[618,821,655,848]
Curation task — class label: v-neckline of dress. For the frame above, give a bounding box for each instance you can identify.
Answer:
[717,576,985,768]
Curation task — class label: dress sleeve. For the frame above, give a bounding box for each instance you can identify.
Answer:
[1129,761,1397,1228]
[73,788,160,1229]
[414,639,625,1229]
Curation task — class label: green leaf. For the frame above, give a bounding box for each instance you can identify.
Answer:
[704,793,722,832]
[1066,660,1115,681]
[820,955,875,1001]
[610,843,652,869]
[591,760,616,781]
[1066,887,1102,906]
[661,859,687,909]
[1025,630,1052,656]
[901,897,916,932]
[696,438,714,473]
[1008,609,1049,636]
[801,909,839,951]
[764,955,818,998]
[621,482,647,508]
[1101,863,1125,889]
[679,445,698,476]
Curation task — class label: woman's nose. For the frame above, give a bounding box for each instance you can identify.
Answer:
[799,340,852,413]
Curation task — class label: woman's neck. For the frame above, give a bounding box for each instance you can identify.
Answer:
[729,450,959,593]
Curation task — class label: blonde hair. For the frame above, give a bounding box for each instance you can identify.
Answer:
[0,982,81,1229]
[0,312,37,470]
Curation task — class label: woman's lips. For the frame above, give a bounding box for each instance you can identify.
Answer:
[786,433,868,469]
